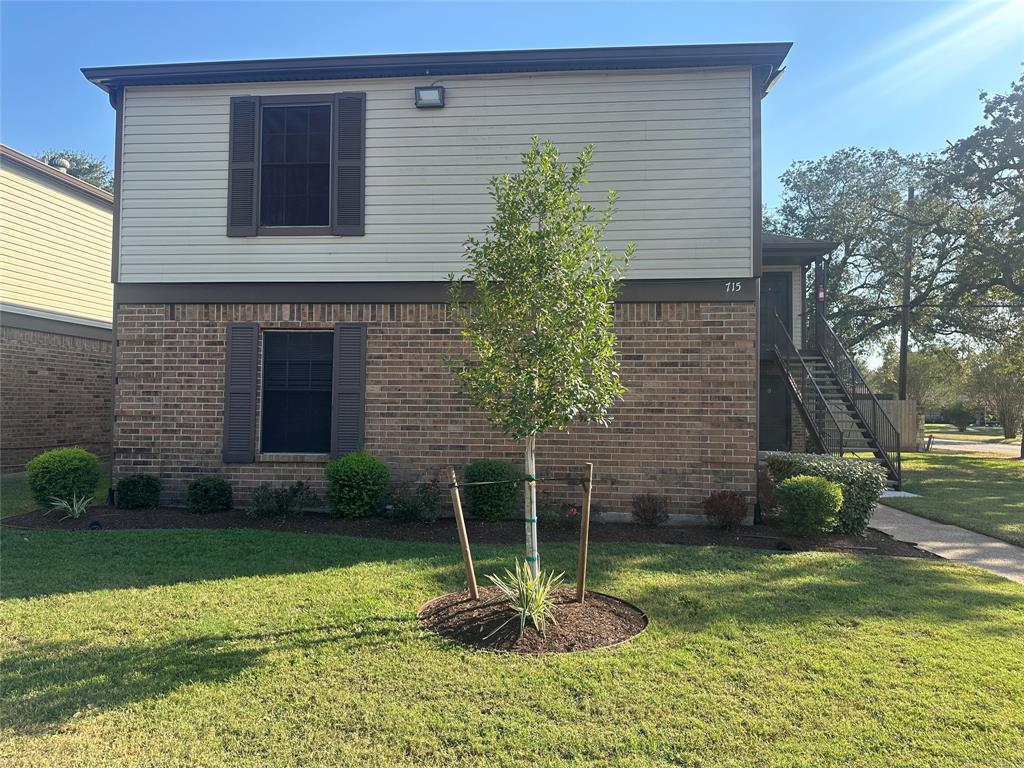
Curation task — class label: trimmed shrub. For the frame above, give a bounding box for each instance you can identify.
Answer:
[765,452,885,536]
[464,459,520,521]
[26,447,101,508]
[389,479,442,524]
[115,474,161,509]
[325,451,390,518]
[186,476,233,514]
[247,481,320,518]
[703,490,748,530]
[776,475,843,538]
[631,493,669,526]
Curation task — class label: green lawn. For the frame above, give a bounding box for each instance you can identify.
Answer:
[925,423,1019,445]
[884,453,1024,546]
[2,529,1023,767]
[0,469,109,519]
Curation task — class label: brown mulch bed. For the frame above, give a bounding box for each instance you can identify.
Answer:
[2,505,934,559]
[418,587,648,654]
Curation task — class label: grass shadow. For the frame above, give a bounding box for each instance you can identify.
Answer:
[1,618,411,735]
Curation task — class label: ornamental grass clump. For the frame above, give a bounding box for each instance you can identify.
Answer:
[486,559,564,638]
[46,494,92,520]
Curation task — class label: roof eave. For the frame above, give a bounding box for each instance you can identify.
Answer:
[82,42,792,96]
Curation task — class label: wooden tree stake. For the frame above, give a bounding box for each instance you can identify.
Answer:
[576,462,594,603]
[447,467,479,600]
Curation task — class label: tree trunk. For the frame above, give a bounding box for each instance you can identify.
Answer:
[524,434,540,577]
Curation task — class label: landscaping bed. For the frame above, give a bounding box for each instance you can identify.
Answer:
[3,504,933,559]
[418,587,647,654]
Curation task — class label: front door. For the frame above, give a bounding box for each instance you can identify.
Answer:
[760,271,792,354]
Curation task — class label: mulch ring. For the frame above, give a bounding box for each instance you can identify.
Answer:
[418,587,648,654]
[2,505,935,559]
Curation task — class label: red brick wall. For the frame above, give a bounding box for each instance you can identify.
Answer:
[0,325,112,471]
[114,301,757,514]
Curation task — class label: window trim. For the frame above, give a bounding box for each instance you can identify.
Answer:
[258,328,335,456]
[255,94,333,236]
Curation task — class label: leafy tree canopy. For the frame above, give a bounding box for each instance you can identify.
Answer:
[450,137,632,440]
[36,149,113,192]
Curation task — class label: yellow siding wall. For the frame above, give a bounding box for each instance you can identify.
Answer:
[0,163,112,322]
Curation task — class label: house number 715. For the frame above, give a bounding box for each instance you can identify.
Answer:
[724,281,743,293]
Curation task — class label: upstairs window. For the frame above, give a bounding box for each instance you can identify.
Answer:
[227,93,366,237]
[260,104,331,227]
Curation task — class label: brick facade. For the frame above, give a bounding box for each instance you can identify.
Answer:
[113,301,757,514]
[0,325,112,471]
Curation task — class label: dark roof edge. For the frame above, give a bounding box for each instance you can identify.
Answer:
[82,42,791,96]
[0,144,114,208]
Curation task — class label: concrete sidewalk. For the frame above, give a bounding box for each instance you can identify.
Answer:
[871,505,1024,585]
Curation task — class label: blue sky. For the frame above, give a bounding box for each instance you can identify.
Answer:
[1,0,1022,207]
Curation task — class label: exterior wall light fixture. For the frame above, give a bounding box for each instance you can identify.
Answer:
[414,84,445,108]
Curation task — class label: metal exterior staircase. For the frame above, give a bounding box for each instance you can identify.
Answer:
[767,313,902,488]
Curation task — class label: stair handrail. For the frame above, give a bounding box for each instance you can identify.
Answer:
[769,313,845,457]
[808,314,901,485]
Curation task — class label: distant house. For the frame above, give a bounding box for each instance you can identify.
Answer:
[0,145,114,471]
[81,43,898,511]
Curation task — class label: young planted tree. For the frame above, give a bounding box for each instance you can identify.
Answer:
[450,138,633,576]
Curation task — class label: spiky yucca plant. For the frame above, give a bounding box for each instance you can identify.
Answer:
[486,559,564,637]
[47,494,92,520]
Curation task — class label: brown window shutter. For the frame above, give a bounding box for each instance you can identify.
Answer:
[223,322,259,463]
[331,92,366,236]
[330,323,366,457]
[227,96,260,236]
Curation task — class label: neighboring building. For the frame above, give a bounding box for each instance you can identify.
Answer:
[82,43,898,512]
[0,145,114,471]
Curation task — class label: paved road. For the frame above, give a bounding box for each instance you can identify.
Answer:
[929,437,1021,457]
[871,504,1024,584]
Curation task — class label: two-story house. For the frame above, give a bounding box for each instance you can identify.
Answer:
[0,145,114,470]
[83,43,899,513]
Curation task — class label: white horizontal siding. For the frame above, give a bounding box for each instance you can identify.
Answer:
[118,67,754,283]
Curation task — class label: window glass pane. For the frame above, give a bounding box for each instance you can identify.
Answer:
[261,331,333,453]
[259,104,331,227]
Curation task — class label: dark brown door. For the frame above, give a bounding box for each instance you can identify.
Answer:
[760,271,792,353]
[759,368,791,451]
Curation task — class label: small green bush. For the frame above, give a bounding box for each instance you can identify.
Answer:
[116,474,161,509]
[942,402,975,432]
[464,460,520,521]
[776,475,843,538]
[537,500,582,530]
[632,493,669,526]
[703,490,748,530]
[247,481,319,518]
[25,447,101,508]
[389,479,443,524]
[324,451,390,518]
[765,452,885,536]
[186,476,233,514]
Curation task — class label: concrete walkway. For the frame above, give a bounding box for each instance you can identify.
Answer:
[871,504,1024,584]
